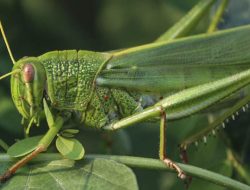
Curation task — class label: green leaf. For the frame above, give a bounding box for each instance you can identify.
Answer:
[62,129,79,134]
[0,158,138,190]
[43,99,54,128]
[56,136,84,160]
[61,133,74,138]
[7,136,43,157]
[61,129,79,138]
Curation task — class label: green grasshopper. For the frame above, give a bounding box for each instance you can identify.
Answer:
[0,0,249,183]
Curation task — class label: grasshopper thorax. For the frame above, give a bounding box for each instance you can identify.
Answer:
[11,57,47,123]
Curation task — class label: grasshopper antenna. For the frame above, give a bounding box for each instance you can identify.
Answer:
[0,69,21,80]
[0,21,16,64]
[0,21,19,80]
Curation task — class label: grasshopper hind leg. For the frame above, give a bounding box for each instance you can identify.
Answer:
[180,94,250,151]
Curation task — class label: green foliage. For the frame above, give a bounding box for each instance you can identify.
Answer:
[0,158,138,190]
[0,139,8,151]
[56,136,84,160]
[7,136,42,157]
[60,129,79,138]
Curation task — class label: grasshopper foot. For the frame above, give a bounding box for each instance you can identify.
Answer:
[163,158,186,179]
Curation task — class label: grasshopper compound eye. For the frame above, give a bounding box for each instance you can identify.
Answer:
[23,63,35,83]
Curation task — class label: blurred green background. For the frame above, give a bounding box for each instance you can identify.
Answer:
[0,0,250,189]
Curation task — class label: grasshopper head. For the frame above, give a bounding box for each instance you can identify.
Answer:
[11,57,46,122]
[0,22,46,125]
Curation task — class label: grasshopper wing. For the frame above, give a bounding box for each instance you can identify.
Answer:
[97,25,250,93]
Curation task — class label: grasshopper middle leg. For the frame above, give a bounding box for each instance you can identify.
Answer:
[103,105,186,179]
[159,107,186,179]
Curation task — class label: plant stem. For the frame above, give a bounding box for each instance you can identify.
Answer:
[156,0,216,41]
[0,153,249,190]
[207,0,229,33]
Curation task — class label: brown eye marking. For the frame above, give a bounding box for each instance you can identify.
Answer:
[23,63,35,83]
